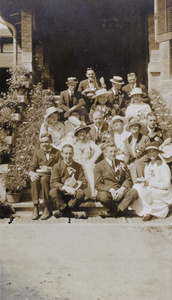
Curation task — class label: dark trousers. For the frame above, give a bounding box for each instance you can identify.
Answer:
[31,176,50,205]
[49,188,85,211]
[97,188,138,212]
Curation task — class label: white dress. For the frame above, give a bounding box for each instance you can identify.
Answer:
[131,160,172,218]
[40,122,65,148]
[72,138,102,198]
[113,130,131,161]
[125,102,151,121]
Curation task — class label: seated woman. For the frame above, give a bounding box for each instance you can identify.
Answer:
[109,116,131,161]
[89,89,115,123]
[40,107,65,148]
[71,123,102,199]
[131,142,172,221]
[64,107,83,136]
[125,88,152,122]
[124,118,150,183]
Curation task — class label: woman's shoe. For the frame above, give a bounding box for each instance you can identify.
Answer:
[142,214,152,221]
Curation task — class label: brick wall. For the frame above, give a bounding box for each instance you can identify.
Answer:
[21,11,32,72]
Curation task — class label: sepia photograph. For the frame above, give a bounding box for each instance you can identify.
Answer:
[0,0,172,299]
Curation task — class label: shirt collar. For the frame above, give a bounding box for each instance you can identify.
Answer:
[105,157,114,167]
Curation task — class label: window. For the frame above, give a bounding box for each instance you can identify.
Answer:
[155,0,172,42]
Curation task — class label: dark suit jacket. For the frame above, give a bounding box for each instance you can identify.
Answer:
[29,147,61,172]
[145,126,166,145]
[50,159,88,190]
[124,133,150,164]
[94,158,133,192]
[108,89,127,108]
[78,78,103,92]
[59,90,86,111]
[89,123,108,144]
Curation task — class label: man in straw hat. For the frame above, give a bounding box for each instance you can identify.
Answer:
[108,76,127,116]
[94,141,138,218]
[50,144,88,218]
[59,77,89,121]
[122,72,149,103]
[29,133,61,220]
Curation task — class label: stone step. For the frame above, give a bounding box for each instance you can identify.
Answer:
[10,198,105,218]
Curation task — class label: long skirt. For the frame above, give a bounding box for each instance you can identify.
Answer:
[130,183,172,218]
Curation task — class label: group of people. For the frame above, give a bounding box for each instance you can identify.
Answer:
[29,68,172,221]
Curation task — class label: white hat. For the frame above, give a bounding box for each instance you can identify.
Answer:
[65,77,78,84]
[125,118,146,133]
[110,76,124,85]
[44,107,63,119]
[92,89,111,99]
[111,116,127,126]
[130,88,146,96]
[64,176,82,191]
[160,144,172,163]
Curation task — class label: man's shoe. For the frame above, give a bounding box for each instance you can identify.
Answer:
[32,205,39,220]
[73,211,87,219]
[53,210,63,218]
[99,210,116,218]
[142,214,152,221]
[40,207,50,220]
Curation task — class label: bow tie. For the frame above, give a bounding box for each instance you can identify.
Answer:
[44,149,51,154]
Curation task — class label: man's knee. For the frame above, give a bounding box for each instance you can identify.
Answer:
[126,188,138,200]
[76,189,85,200]
[41,175,50,185]
[97,191,111,203]
[49,188,58,198]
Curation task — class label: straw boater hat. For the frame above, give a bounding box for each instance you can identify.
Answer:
[125,118,146,133]
[130,88,146,96]
[110,76,124,85]
[92,89,111,99]
[64,106,83,118]
[64,176,82,191]
[44,107,63,119]
[65,77,78,84]
[160,144,172,163]
[74,123,91,136]
[110,116,127,126]
[144,142,164,154]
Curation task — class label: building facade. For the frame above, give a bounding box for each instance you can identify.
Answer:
[0,0,172,106]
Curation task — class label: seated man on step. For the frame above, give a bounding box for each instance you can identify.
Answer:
[94,142,138,218]
[28,133,61,220]
[49,144,88,218]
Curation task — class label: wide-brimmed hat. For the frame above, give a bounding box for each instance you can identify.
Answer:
[160,144,172,163]
[145,142,164,154]
[65,77,78,84]
[130,88,146,96]
[64,107,83,118]
[92,89,111,99]
[64,176,82,191]
[84,88,96,98]
[44,107,63,119]
[74,123,91,136]
[110,116,127,126]
[125,118,146,132]
[110,76,124,85]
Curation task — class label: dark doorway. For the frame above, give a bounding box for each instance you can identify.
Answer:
[0,68,10,94]
[35,0,153,92]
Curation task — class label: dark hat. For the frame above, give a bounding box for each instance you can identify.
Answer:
[74,123,91,136]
